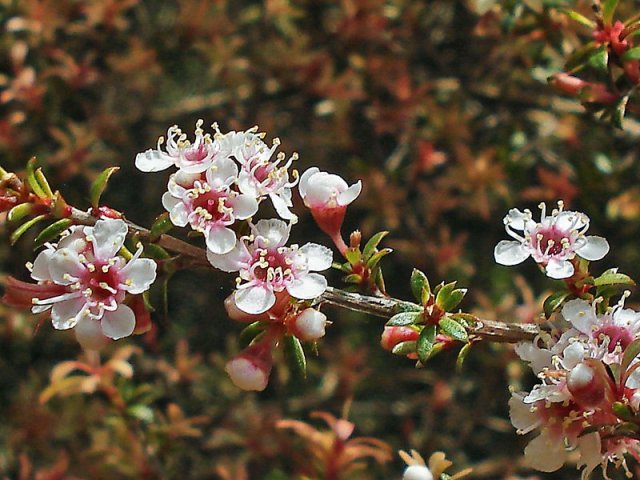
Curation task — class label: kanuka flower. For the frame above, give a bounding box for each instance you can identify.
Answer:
[18,219,156,340]
[233,131,299,222]
[162,156,258,254]
[494,202,609,279]
[207,219,332,314]
[299,167,361,241]
[135,120,224,174]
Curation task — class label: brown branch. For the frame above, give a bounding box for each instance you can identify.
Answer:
[68,207,541,343]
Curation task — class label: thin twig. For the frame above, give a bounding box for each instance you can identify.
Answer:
[69,208,541,343]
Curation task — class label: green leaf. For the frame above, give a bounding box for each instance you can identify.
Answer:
[10,214,47,245]
[365,248,392,268]
[602,0,619,25]
[332,262,351,273]
[239,321,267,348]
[394,302,423,313]
[7,203,33,223]
[612,401,635,421]
[456,342,472,371]
[439,316,468,342]
[588,46,608,72]
[543,291,570,318]
[26,158,46,198]
[34,168,53,198]
[594,271,635,287]
[622,47,640,62]
[344,247,361,265]
[560,8,596,28]
[392,340,416,356]
[363,231,388,258]
[33,218,73,249]
[343,273,362,284]
[416,325,437,364]
[127,404,154,423]
[89,167,119,209]
[622,339,640,373]
[449,312,476,328]
[612,95,629,130]
[386,311,422,327]
[435,282,466,312]
[149,212,173,241]
[283,335,307,380]
[410,269,431,304]
[144,243,172,260]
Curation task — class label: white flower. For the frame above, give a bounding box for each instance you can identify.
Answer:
[161,157,258,254]
[233,132,299,222]
[403,465,433,480]
[29,218,157,340]
[291,308,328,341]
[135,120,223,173]
[299,167,362,210]
[494,201,609,279]
[207,219,332,314]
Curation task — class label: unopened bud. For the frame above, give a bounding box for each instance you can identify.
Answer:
[381,326,419,351]
[225,341,273,391]
[403,465,434,480]
[291,308,327,341]
[350,230,362,249]
[567,362,605,408]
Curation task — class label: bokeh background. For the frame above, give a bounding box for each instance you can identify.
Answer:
[1,0,640,478]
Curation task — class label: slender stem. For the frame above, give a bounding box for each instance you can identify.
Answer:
[69,207,541,343]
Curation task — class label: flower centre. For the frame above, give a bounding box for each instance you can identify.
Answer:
[533,226,570,258]
[594,324,633,353]
[252,248,293,286]
[80,260,122,303]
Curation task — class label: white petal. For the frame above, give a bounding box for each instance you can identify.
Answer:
[524,431,567,472]
[494,240,530,266]
[91,218,128,259]
[508,395,541,434]
[100,304,135,339]
[162,193,189,227]
[75,317,109,350]
[206,156,238,186]
[299,243,333,271]
[561,342,586,370]
[286,273,327,300]
[503,208,529,230]
[337,180,362,206]
[252,219,290,248]
[545,258,574,279]
[31,248,55,282]
[51,297,87,330]
[402,465,433,480]
[237,171,259,197]
[56,226,87,250]
[207,242,249,272]
[576,236,609,261]
[234,285,276,314]
[231,194,258,220]
[48,249,85,284]
[206,226,237,255]
[269,192,297,221]
[555,211,588,231]
[225,357,269,391]
[577,433,601,479]
[299,167,319,199]
[135,149,174,172]
[562,299,597,334]
[119,258,157,294]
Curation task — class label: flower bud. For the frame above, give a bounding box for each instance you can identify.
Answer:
[567,362,605,408]
[403,465,434,480]
[225,341,273,391]
[290,308,327,341]
[381,326,419,351]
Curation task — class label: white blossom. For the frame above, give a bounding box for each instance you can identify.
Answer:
[494,201,609,279]
[207,219,332,314]
[299,167,362,210]
[29,218,157,340]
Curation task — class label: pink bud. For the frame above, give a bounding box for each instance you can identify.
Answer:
[290,308,327,341]
[548,73,589,95]
[225,341,273,391]
[567,362,605,408]
[380,326,419,351]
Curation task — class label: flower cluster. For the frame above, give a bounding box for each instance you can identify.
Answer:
[495,202,609,279]
[510,296,640,478]
[3,219,157,349]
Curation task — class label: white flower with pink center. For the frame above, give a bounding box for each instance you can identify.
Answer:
[28,219,157,340]
[233,132,299,222]
[135,120,224,174]
[162,157,258,254]
[494,201,609,279]
[299,167,362,210]
[207,219,332,314]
